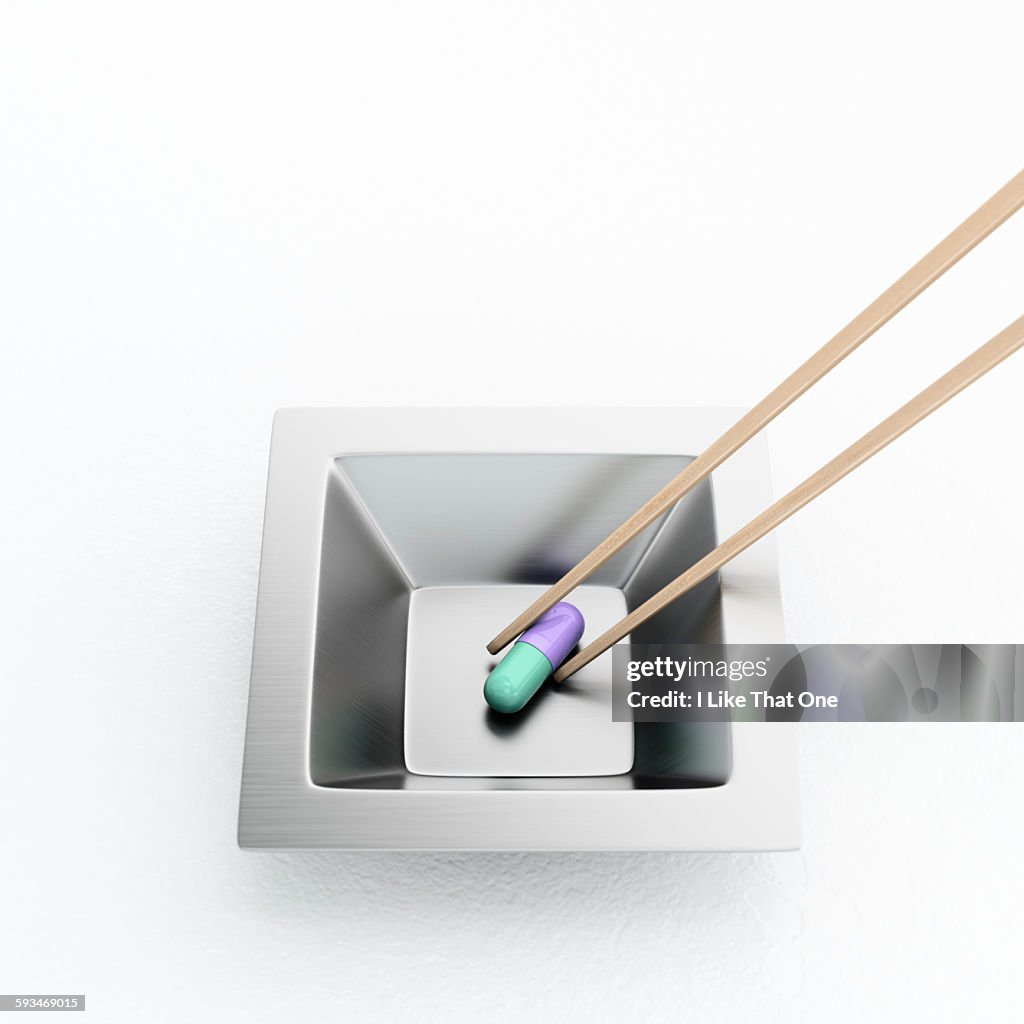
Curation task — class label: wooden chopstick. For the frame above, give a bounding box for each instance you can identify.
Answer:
[552,314,1024,682]
[487,168,1024,656]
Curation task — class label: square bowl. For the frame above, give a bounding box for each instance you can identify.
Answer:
[239,408,800,849]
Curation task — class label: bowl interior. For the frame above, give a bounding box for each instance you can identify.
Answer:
[310,453,730,790]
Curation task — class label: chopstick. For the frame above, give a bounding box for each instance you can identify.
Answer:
[487,168,1024,656]
[553,314,1024,682]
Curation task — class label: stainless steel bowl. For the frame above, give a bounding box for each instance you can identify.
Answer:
[238,408,799,849]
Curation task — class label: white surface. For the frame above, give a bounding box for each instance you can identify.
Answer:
[1,1,1022,1020]
[405,586,632,777]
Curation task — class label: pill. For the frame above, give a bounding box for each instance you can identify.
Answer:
[483,602,585,714]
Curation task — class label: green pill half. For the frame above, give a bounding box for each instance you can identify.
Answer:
[483,641,554,714]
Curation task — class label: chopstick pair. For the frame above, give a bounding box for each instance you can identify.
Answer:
[484,168,1024,681]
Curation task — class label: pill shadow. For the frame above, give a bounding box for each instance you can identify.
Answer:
[483,645,582,738]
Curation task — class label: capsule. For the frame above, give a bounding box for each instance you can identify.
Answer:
[483,602,585,713]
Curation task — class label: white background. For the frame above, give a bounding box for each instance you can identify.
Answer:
[2,2,1023,1020]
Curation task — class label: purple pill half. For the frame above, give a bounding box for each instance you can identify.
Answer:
[518,601,586,670]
